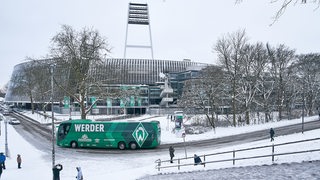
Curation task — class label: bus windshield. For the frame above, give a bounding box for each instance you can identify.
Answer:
[57,123,71,141]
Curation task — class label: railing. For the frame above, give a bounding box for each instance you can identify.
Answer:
[155,137,320,171]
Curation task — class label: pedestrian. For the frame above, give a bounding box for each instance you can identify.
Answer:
[53,164,63,180]
[194,154,202,165]
[76,166,83,180]
[0,163,3,179]
[169,146,175,163]
[270,128,275,142]
[0,153,6,170]
[17,154,22,169]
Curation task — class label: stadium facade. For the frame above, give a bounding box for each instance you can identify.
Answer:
[5,3,210,115]
[5,58,208,115]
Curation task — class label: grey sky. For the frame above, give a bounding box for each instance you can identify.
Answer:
[0,0,319,88]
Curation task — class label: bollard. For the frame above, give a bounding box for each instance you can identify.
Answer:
[233,150,235,165]
[272,144,275,162]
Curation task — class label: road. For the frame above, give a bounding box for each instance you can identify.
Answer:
[9,111,320,155]
[160,119,320,150]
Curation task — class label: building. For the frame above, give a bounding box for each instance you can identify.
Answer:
[5,3,210,115]
[5,58,208,115]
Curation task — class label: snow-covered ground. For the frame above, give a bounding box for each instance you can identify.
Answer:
[0,112,319,180]
[140,160,320,180]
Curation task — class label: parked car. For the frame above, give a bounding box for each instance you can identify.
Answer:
[3,110,10,116]
[9,118,20,125]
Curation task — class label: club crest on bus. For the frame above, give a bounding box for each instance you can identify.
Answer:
[78,134,92,142]
[132,123,149,147]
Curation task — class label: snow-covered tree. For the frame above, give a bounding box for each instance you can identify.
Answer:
[214,29,248,126]
[0,84,7,97]
[291,53,320,116]
[266,43,296,121]
[177,65,226,130]
[237,42,269,124]
[49,25,111,119]
[9,60,50,114]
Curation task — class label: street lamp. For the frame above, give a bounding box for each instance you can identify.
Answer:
[302,86,305,134]
[4,116,9,157]
[50,64,56,170]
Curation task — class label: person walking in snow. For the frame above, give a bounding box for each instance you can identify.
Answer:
[0,153,6,170]
[194,154,202,165]
[17,154,22,169]
[169,146,175,163]
[270,128,275,142]
[0,163,3,179]
[53,164,63,180]
[76,166,83,180]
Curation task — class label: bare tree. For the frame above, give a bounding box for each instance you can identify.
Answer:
[292,53,320,116]
[237,42,269,124]
[177,65,227,130]
[201,66,227,130]
[269,0,320,24]
[177,79,206,115]
[9,60,44,114]
[31,60,52,113]
[266,43,295,120]
[0,84,7,97]
[214,29,248,127]
[49,25,111,119]
[236,0,320,25]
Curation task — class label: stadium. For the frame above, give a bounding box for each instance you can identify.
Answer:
[5,58,208,115]
[5,3,210,115]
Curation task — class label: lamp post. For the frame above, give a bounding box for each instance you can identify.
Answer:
[182,133,187,158]
[50,64,56,171]
[302,86,305,134]
[4,116,9,157]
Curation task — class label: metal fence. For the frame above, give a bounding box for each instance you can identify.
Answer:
[155,137,320,171]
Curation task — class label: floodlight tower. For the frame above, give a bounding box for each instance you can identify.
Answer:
[124,2,154,59]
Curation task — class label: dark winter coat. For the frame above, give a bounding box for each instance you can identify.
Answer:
[169,146,175,158]
[270,128,275,137]
[17,155,22,163]
[194,154,202,165]
[53,164,63,180]
[0,164,2,177]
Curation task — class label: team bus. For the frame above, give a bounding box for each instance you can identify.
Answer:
[56,119,161,150]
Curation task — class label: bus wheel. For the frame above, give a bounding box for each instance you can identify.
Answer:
[118,142,126,150]
[70,141,78,148]
[129,142,137,150]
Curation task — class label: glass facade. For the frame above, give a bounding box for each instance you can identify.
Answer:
[5,58,208,114]
[92,58,205,85]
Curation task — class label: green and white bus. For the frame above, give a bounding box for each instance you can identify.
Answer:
[56,119,161,150]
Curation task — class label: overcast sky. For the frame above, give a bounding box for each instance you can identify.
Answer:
[0,0,319,88]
